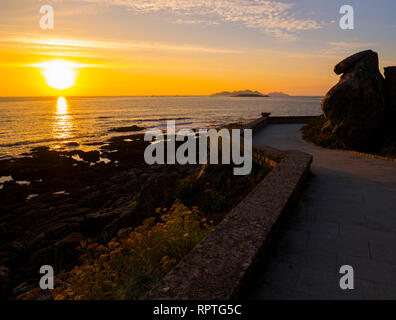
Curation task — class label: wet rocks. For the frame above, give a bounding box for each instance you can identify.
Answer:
[0,265,12,299]
[0,133,205,298]
[321,50,387,149]
[109,125,145,133]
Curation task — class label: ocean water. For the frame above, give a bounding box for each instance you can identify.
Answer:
[0,95,322,158]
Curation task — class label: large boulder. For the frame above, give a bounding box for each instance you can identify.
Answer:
[321,50,387,149]
[384,66,396,115]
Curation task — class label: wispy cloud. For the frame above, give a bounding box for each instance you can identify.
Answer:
[0,34,243,55]
[71,0,326,40]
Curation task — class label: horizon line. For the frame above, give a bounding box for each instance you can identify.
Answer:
[0,94,324,98]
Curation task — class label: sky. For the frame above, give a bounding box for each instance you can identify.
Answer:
[0,0,395,96]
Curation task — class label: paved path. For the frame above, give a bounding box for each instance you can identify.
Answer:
[248,124,396,300]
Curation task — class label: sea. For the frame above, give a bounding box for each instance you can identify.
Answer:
[0,95,322,159]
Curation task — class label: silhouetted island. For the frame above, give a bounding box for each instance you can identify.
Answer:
[211,90,289,97]
[211,90,268,97]
[234,93,269,97]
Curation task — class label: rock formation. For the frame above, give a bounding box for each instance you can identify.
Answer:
[384,67,396,115]
[321,50,387,149]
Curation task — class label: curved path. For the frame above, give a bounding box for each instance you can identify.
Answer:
[248,124,396,299]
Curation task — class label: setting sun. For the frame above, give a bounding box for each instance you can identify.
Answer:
[31,60,85,90]
[42,61,75,90]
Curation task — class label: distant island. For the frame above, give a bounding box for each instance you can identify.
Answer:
[211,90,289,97]
[234,93,269,97]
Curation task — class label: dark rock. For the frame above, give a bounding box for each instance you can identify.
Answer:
[322,50,387,149]
[65,142,79,147]
[321,120,333,134]
[109,125,145,133]
[384,66,396,115]
[334,50,376,75]
[76,150,100,163]
[12,280,36,299]
[54,232,84,247]
[25,247,54,272]
[0,265,12,299]
[53,232,85,270]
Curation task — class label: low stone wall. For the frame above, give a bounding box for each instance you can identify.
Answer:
[242,116,269,134]
[144,118,313,300]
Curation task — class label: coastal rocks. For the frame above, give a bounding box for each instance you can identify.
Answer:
[321,50,387,149]
[0,129,206,299]
[0,265,12,298]
[109,125,145,133]
[384,67,396,115]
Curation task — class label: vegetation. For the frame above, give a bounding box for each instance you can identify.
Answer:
[302,115,396,159]
[301,115,345,150]
[52,121,271,300]
[177,163,270,223]
[54,202,213,300]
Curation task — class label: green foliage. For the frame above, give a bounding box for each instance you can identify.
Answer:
[176,162,270,223]
[54,202,213,300]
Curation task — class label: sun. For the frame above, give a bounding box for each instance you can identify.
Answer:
[32,60,84,90]
[43,61,75,90]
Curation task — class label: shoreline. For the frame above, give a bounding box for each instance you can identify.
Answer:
[0,119,266,299]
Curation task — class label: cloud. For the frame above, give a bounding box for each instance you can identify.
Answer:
[71,0,326,39]
[0,34,243,55]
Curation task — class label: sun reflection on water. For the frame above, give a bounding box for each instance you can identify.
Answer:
[53,97,73,142]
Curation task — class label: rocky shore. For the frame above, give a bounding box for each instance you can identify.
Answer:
[0,123,268,299]
[0,132,204,298]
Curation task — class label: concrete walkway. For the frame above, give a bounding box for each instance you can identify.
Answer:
[248,124,396,300]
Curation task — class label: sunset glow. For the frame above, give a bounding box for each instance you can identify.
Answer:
[0,1,395,96]
[32,61,83,90]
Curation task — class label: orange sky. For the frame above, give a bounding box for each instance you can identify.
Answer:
[1,1,395,96]
[0,35,340,96]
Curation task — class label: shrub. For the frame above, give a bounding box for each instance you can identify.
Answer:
[54,202,213,300]
[301,116,345,149]
[302,116,396,159]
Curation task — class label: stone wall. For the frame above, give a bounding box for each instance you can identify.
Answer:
[144,118,313,300]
